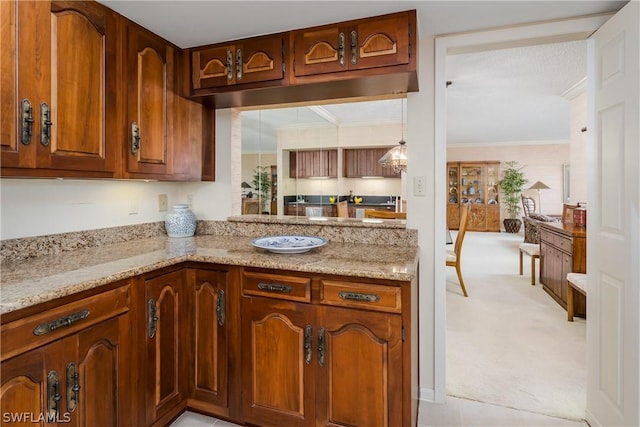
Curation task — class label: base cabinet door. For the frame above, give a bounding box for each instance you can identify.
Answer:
[241,297,315,427]
[0,347,47,425]
[144,270,187,426]
[188,268,229,415]
[317,306,403,427]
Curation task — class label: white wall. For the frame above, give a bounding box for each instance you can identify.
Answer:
[0,109,235,240]
[569,91,588,204]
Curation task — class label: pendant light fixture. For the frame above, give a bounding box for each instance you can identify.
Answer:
[378,98,408,174]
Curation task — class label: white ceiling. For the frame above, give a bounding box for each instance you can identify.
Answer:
[98,1,627,149]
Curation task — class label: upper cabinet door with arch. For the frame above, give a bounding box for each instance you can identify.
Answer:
[1,0,119,177]
[292,10,415,77]
[126,22,174,177]
[191,33,286,92]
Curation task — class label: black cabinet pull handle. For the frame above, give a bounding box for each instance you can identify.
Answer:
[317,327,325,367]
[338,291,380,303]
[33,309,90,336]
[304,325,312,364]
[67,362,80,413]
[216,289,226,326]
[148,299,158,338]
[131,122,140,155]
[350,30,358,65]
[21,99,34,145]
[40,102,52,146]
[338,32,345,67]
[226,49,234,81]
[257,282,292,293]
[236,48,243,80]
[47,370,61,422]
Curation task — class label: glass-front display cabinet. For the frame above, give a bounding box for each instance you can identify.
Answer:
[447,161,500,231]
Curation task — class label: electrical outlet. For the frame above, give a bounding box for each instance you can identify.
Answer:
[129,198,139,215]
[158,194,168,212]
[413,176,426,197]
[186,194,194,209]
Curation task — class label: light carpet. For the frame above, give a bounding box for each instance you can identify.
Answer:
[446,231,586,421]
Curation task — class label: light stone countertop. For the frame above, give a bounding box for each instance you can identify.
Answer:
[0,235,419,315]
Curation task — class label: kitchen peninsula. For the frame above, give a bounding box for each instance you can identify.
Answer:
[0,218,419,427]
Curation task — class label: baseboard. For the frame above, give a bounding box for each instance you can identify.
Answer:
[585,408,600,427]
[419,387,435,402]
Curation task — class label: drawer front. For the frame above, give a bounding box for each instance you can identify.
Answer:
[243,271,311,303]
[320,280,401,313]
[540,229,555,245]
[1,284,131,361]
[556,235,573,252]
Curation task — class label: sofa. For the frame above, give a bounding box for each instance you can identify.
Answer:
[522,213,561,244]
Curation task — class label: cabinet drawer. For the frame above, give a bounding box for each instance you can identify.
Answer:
[556,235,573,252]
[1,284,130,361]
[243,271,311,303]
[320,280,401,313]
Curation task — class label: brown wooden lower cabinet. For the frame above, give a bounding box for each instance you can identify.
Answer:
[1,264,417,427]
[539,222,586,316]
[0,283,132,427]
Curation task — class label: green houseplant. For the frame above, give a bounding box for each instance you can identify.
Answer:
[499,161,528,233]
[252,166,272,213]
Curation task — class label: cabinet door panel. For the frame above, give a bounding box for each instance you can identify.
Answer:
[318,306,403,427]
[191,269,228,409]
[293,26,345,77]
[76,315,128,427]
[0,0,21,166]
[242,297,314,426]
[145,271,185,425]
[44,1,117,173]
[0,348,46,424]
[192,45,234,89]
[351,14,410,71]
[127,25,172,176]
[239,36,285,85]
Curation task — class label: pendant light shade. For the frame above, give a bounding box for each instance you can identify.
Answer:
[379,98,408,174]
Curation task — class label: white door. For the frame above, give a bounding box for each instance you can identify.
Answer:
[586,1,639,426]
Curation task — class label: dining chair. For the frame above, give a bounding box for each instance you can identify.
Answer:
[337,200,349,218]
[364,209,407,219]
[446,203,470,297]
[521,195,536,216]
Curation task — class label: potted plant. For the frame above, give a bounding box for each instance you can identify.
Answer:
[499,161,528,233]
[252,166,272,213]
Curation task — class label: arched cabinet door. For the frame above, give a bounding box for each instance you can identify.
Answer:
[1,0,119,177]
[126,23,174,178]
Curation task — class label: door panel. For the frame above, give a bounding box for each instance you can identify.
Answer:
[587,3,639,426]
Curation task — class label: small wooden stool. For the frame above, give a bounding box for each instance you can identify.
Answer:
[519,243,540,286]
[567,272,587,321]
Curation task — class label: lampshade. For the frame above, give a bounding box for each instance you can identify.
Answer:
[241,181,252,189]
[378,140,407,174]
[379,98,408,174]
[529,181,550,190]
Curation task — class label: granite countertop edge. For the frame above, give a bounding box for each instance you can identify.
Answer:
[0,235,419,316]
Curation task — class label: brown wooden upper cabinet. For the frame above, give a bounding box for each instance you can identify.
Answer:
[126,23,174,178]
[289,149,338,178]
[1,0,119,177]
[343,147,400,178]
[292,11,415,77]
[191,34,286,92]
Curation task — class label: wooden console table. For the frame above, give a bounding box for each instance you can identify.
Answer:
[539,222,586,317]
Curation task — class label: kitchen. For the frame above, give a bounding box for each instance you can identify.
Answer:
[1,1,637,427]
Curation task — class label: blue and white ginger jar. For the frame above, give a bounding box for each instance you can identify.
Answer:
[165,204,196,238]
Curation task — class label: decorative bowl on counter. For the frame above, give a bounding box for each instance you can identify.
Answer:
[251,235,327,254]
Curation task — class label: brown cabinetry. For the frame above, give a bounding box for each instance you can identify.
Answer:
[539,222,586,316]
[289,149,337,178]
[186,268,230,417]
[1,0,119,177]
[191,33,286,93]
[293,11,415,78]
[240,270,413,426]
[125,23,174,178]
[447,161,500,231]
[144,270,187,426]
[0,284,132,426]
[343,147,400,178]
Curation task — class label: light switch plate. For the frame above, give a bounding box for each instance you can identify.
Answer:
[158,194,168,212]
[413,176,426,197]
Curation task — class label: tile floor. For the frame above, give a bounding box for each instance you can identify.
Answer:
[170,396,588,427]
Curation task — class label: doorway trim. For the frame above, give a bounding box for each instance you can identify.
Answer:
[433,14,612,403]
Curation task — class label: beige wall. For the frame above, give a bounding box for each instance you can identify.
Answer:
[447,144,570,217]
[569,91,588,204]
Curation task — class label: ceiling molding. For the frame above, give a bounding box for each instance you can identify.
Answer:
[561,77,587,100]
[447,139,571,148]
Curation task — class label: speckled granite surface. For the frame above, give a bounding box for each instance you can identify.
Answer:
[1,221,418,315]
